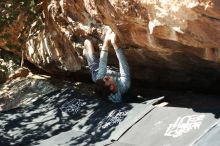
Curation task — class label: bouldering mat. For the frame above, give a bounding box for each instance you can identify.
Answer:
[116,107,220,146]
[109,141,138,146]
[72,102,155,145]
[0,87,163,146]
[193,120,220,146]
[37,97,164,146]
[0,88,103,146]
[37,130,94,146]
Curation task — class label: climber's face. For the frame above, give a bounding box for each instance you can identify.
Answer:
[103,76,117,93]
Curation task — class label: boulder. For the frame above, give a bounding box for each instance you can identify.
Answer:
[0,70,6,84]
[1,0,220,90]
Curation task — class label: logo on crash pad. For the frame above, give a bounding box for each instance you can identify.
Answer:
[164,114,205,138]
[98,109,127,129]
[60,98,86,114]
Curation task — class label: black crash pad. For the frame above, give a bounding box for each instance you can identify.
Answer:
[110,141,138,146]
[0,88,163,146]
[115,107,220,146]
[37,130,94,146]
[109,141,139,146]
[37,97,163,146]
[71,102,154,145]
[0,88,102,146]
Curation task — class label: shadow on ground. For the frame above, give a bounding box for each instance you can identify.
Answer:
[0,87,135,146]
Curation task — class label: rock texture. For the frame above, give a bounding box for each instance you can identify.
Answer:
[1,0,220,90]
[0,70,6,84]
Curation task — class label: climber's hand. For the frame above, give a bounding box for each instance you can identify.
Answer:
[110,32,119,50]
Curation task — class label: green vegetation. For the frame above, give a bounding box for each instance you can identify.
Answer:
[0,0,43,71]
[2,52,21,64]
[0,50,21,75]
[0,0,41,52]
[0,0,38,30]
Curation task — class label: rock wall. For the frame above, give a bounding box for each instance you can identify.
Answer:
[1,0,220,90]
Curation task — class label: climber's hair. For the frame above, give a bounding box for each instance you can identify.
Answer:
[95,79,112,98]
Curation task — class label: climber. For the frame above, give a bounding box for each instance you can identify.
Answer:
[83,27,130,103]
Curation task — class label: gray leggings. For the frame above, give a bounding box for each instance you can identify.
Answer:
[84,52,99,82]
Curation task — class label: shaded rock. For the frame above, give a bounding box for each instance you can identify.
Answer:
[0,75,56,111]
[7,67,30,81]
[0,70,6,84]
[0,73,97,112]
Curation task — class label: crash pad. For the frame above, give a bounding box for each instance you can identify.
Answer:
[193,120,220,146]
[0,87,163,146]
[37,97,164,146]
[117,107,220,146]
